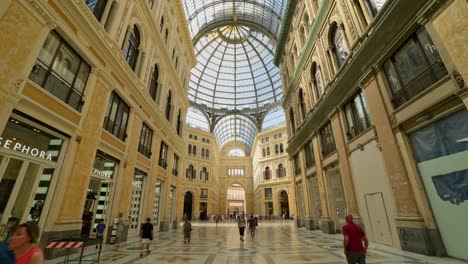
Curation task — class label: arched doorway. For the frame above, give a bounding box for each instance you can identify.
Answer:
[183,191,193,220]
[279,190,290,219]
[227,184,245,220]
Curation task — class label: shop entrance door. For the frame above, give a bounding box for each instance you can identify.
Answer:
[0,155,56,236]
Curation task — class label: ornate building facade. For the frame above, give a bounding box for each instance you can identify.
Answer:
[280,0,467,259]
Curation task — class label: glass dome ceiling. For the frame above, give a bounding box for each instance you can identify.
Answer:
[183,0,287,148]
[189,26,282,112]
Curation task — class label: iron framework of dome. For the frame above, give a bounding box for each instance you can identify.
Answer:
[182,0,287,149]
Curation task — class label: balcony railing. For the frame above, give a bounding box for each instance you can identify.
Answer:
[29,61,85,111]
[347,114,372,140]
[391,61,448,108]
[103,117,127,140]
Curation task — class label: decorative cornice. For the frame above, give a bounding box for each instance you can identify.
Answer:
[274,0,296,66]
[174,0,197,67]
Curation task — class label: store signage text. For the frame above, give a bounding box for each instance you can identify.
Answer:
[0,137,53,161]
[92,168,112,179]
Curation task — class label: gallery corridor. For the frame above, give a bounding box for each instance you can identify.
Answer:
[45,221,465,264]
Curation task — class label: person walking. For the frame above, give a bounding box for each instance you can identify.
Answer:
[140,217,154,257]
[343,214,368,264]
[247,215,256,239]
[115,212,125,247]
[237,213,246,241]
[183,219,192,244]
[9,222,44,264]
[96,219,106,249]
[215,214,220,226]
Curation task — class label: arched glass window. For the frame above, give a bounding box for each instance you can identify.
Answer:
[205,149,209,159]
[187,164,196,180]
[289,108,296,134]
[365,0,388,16]
[177,109,182,136]
[165,91,172,120]
[85,0,108,21]
[331,24,349,68]
[164,29,169,43]
[312,63,324,98]
[267,147,271,156]
[228,148,245,157]
[188,144,192,154]
[193,145,197,155]
[124,25,140,71]
[275,144,279,154]
[280,143,284,153]
[299,89,306,120]
[277,163,285,178]
[201,148,205,157]
[201,167,208,181]
[160,16,164,31]
[149,64,159,101]
[264,166,271,180]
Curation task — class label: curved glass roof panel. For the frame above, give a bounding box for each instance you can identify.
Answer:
[228,148,246,157]
[189,27,283,112]
[186,106,210,131]
[214,114,257,149]
[262,107,285,130]
[183,0,287,39]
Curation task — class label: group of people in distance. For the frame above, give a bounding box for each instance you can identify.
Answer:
[0,213,368,264]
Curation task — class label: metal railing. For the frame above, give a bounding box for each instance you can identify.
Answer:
[347,114,372,140]
[29,61,85,111]
[103,117,127,140]
[391,61,448,108]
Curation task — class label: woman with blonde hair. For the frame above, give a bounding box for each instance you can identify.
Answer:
[9,222,44,264]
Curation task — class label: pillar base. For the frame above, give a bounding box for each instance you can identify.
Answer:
[296,218,304,228]
[159,221,170,232]
[304,217,315,230]
[172,218,179,229]
[396,218,446,256]
[320,218,336,234]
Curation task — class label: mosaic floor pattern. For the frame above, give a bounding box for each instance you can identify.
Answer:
[46,221,467,264]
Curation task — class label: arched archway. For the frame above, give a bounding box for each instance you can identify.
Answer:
[227,184,245,220]
[183,191,193,220]
[279,190,290,219]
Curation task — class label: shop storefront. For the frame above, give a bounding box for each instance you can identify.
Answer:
[408,109,468,260]
[128,169,146,236]
[152,180,163,228]
[326,166,346,232]
[81,151,119,238]
[307,175,322,229]
[0,113,68,239]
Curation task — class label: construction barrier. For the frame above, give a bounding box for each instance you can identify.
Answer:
[45,237,103,264]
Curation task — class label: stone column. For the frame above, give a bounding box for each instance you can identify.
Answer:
[312,134,334,234]
[51,72,112,235]
[299,150,314,230]
[0,1,52,132]
[363,75,428,254]
[329,110,360,218]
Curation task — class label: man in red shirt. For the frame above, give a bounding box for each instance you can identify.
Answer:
[343,214,368,264]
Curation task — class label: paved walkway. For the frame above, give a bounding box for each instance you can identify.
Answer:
[46,221,467,264]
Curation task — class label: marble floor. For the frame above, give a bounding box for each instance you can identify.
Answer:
[46,221,467,264]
